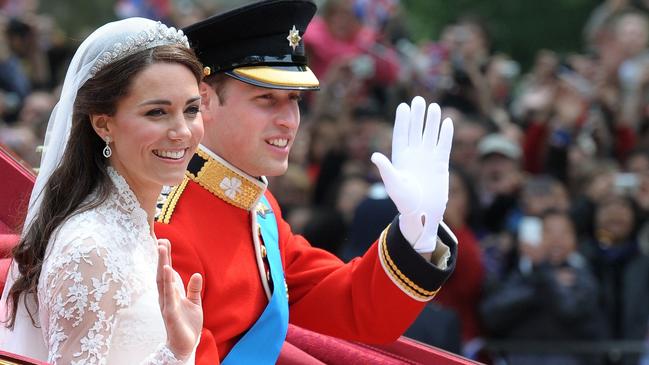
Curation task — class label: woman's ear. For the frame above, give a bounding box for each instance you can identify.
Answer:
[90,114,112,141]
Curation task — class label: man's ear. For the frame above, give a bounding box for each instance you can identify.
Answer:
[90,114,112,141]
[199,81,216,111]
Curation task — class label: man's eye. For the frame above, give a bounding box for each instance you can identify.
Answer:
[145,108,165,117]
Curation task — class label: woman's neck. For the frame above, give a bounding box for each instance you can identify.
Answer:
[110,166,160,235]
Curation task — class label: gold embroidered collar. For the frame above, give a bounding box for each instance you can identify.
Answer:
[186,146,267,211]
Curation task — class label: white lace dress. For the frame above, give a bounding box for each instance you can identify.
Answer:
[8,167,190,364]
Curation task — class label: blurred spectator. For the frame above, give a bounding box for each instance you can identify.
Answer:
[267,164,312,216]
[304,0,399,83]
[433,167,485,354]
[339,182,397,261]
[580,193,649,365]
[571,160,620,237]
[449,110,488,177]
[6,17,50,90]
[304,0,400,111]
[334,174,369,225]
[506,175,571,235]
[481,210,605,365]
[115,0,172,20]
[285,205,347,254]
[438,17,492,118]
[476,133,524,233]
[0,18,30,119]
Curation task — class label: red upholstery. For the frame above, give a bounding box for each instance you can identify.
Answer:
[0,219,11,235]
[0,350,50,365]
[0,145,35,234]
[0,234,18,293]
[281,324,482,365]
[0,146,33,294]
[277,340,326,364]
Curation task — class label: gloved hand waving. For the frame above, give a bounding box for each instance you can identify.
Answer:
[371,96,453,254]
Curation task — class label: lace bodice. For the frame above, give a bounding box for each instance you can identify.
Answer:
[35,167,185,365]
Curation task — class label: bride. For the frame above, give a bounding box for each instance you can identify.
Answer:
[0,18,205,364]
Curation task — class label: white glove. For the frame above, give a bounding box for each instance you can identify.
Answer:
[371,96,453,253]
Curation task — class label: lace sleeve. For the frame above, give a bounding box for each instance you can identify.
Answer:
[39,235,185,365]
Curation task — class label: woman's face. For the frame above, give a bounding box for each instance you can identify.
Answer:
[103,62,203,194]
[596,198,635,243]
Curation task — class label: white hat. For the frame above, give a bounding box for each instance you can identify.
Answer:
[478,133,522,160]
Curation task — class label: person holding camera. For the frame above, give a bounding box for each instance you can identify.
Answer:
[481,210,605,365]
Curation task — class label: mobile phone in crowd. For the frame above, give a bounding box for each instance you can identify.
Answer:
[614,173,639,194]
[518,216,543,247]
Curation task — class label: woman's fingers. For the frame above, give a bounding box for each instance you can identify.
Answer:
[158,238,172,268]
[186,273,203,307]
[163,264,177,311]
[157,245,168,308]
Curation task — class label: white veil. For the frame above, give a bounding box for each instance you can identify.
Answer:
[0,17,189,359]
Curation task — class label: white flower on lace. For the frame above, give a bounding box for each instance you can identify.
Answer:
[220,177,242,199]
[91,277,109,301]
[114,287,131,307]
[80,332,104,354]
[70,271,83,283]
[96,310,106,321]
[89,302,100,312]
[68,283,89,311]
[70,250,83,263]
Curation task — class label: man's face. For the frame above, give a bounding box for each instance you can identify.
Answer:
[202,78,302,177]
[541,214,576,265]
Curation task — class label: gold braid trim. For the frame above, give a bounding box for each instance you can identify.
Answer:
[157,177,189,224]
[379,225,440,300]
[187,149,264,211]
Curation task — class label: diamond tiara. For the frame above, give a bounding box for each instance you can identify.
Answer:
[89,21,190,77]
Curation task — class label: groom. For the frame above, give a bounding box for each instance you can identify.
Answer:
[155,0,458,364]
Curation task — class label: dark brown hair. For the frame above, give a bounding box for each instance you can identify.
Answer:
[5,44,203,328]
[203,72,231,105]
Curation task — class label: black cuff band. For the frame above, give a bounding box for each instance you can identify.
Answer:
[383,216,457,295]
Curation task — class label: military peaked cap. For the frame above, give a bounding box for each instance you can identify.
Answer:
[183,0,320,90]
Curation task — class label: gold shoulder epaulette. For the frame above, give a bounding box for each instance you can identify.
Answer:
[156,176,189,224]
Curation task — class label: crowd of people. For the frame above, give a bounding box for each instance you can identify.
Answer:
[3,0,649,364]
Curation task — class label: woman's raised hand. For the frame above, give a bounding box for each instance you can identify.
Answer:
[156,238,203,361]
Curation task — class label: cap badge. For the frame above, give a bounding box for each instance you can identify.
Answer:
[286,25,301,51]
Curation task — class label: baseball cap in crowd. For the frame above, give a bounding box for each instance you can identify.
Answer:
[183,0,320,90]
[477,133,522,161]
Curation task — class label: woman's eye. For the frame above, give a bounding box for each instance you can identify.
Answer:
[185,105,200,115]
[145,108,165,117]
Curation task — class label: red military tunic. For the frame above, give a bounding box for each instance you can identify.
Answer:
[154,146,457,364]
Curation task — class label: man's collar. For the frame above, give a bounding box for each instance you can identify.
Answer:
[185,145,267,211]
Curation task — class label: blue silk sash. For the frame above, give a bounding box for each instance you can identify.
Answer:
[222,195,288,364]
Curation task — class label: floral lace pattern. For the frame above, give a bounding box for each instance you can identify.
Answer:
[36,167,186,364]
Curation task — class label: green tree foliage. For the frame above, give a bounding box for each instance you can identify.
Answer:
[40,0,116,40]
[402,0,600,68]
